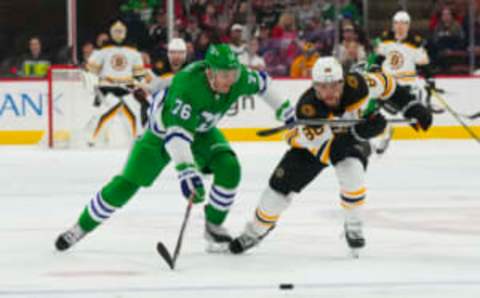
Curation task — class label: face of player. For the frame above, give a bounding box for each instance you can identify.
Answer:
[313,81,344,108]
[393,21,409,39]
[168,50,187,70]
[111,28,126,44]
[206,68,240,94]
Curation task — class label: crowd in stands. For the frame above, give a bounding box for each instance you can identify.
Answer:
[1,0,479,78]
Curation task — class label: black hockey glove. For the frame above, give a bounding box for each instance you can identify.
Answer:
[352,112,387,140]
[404,104,433,131]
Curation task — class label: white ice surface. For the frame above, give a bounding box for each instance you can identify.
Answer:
[1,140,480,297]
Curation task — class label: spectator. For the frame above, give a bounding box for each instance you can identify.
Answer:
[432,7,466,71]
[271,12,297,41]
[290,41,320,78]
[433,7,465,50]
[199,3,218,31]
[238,38,266,71]
[194,31,211,60]
[18,36,51,77]
[121,0,160,24]
[322,0,361,24]
[256,0,281,29]
[233,1,249,25]
[255,23,271,55]
[185,41,196,63]
[80,42,95,68]
[96,33,109,49]
[294,0,321,30]
[229,24,247,56]
[334,23,366,70]
[149,8,168,50]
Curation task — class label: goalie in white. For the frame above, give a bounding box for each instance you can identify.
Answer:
[86,20,150,147]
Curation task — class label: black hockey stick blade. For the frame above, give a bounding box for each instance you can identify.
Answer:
[156,194,195,270]
[467,111,480,120]
[156,242,174,269]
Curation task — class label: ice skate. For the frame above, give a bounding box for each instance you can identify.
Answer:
[55,224,87,251]
[204,221,233,253]
[229,222,272,254]
[344,220,365,258]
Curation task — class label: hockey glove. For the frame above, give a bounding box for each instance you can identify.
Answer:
[176,163,205,203]
[352,112,387,141]
[404,103,433,131]
[276,101,296,125]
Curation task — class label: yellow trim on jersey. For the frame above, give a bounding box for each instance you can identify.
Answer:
[345,95,369,113]
[382,74,395,98]
[393,70,417,78]
[403,42,420,50]
[320,138,334,164]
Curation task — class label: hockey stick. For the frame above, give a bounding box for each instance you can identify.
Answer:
[156,194,194,270]
[256,118,415,137]
[430,90,480,144]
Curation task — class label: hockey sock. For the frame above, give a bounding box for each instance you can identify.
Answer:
[251,186,292,235]
[334,158,366,222]
[205,152,241,225]
[78,175,140,232]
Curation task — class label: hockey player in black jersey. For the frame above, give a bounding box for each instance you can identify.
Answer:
[229,57,432,258]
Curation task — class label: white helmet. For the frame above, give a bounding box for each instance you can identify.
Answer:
[393,11,410,23]
[168,38,187,52]
[312,57,343,83]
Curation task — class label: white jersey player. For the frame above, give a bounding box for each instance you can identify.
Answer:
[376,11,431,88]
[86,20,149,146]
[372,11,433,154]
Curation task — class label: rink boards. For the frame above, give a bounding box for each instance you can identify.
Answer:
[0,77,479,145]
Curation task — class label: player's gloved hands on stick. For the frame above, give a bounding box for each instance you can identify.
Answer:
[404,103,433,131]
[176,163,205,203]
[276,101,296,125]
[353,112,387,140]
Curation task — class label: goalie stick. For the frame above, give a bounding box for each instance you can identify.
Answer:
[156,194,194,270]
[256,118,416,137]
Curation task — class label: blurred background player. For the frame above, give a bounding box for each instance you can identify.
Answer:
[370,11,433,154]
[229,57,433,258]
[55,44,295,253]
[148,37,188,94]
[86,20,150,147]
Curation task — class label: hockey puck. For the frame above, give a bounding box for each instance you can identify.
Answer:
[279,283,294,290]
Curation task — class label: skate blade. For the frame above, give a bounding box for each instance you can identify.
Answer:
[349,248,361,259]
[205,242,230,253]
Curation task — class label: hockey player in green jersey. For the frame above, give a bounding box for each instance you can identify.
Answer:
[55,44,295,252]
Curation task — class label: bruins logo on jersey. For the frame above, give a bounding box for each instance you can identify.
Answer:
[300,104,316,117]
[110,54,128,71]
[387,50,405,70]
[346,75,359,89]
